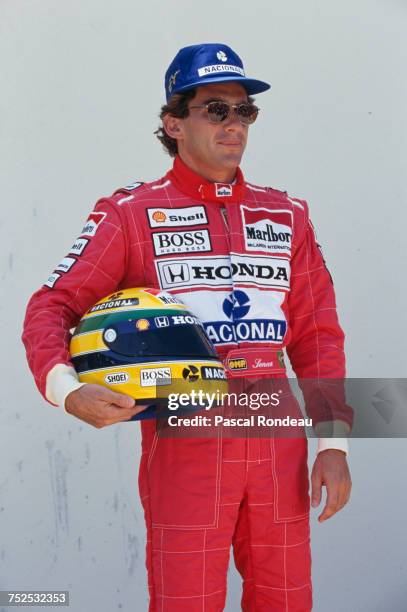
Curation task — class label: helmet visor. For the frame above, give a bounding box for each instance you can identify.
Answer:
[103,319,217,359]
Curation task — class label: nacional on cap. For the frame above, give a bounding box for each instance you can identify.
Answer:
[165,43,271,102]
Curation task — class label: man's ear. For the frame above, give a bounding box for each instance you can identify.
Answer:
[162,115,184,141]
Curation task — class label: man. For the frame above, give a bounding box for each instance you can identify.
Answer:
[23,43,352,611]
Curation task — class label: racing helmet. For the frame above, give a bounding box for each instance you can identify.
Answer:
[69,288,228,419]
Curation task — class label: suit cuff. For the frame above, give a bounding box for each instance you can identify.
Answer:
[317,437,349,455]
[46,364,86,411]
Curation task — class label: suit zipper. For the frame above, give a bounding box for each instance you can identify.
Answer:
[220,206,231,250]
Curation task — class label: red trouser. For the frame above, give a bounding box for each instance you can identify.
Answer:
[138,415,312,611]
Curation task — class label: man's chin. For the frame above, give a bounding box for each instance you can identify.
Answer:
[217,151,244,168]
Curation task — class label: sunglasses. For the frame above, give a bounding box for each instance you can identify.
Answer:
[189,101,260,125]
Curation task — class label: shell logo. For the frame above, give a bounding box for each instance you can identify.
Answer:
[152,211,167,223]
[136,318,150,331]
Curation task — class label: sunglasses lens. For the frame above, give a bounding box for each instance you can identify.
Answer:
[202,102,259,125]
[237,104,259,124]
[206,102,230,123]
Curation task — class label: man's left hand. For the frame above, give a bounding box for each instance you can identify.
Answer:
[311,450,352,522]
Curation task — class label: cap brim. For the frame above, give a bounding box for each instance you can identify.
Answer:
[171,76,271,98]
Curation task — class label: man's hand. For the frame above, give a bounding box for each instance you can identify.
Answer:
[311,449,352,522]
[65,384,148,428]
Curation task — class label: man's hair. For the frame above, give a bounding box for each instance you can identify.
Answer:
[155,89,197,157]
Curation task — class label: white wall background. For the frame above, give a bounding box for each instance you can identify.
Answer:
[1,0,406,610]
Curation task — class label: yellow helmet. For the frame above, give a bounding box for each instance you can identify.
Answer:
[70,288,228,419]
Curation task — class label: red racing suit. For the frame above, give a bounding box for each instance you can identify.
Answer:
[22,155,349,611]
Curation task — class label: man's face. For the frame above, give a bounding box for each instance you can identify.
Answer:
[173,82,251,179]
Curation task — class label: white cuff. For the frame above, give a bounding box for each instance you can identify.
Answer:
[317,437,349,455]
[46,364,86,411]
[315,420,350,455]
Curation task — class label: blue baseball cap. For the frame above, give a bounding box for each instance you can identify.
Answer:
[165,43,271,102]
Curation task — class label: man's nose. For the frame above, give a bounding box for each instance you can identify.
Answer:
[223,109,245,131]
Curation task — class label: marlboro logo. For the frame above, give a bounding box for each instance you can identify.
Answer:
[242,206,293,254]
[216,184,233,197]
[80,212,107,237]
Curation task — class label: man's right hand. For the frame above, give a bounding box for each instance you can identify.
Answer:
[65,384,148,428]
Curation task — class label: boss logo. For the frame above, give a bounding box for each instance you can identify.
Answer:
[147,206,208,228]
[104,372,130,384]
[140,367,172,387]
[152,229,212,256]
